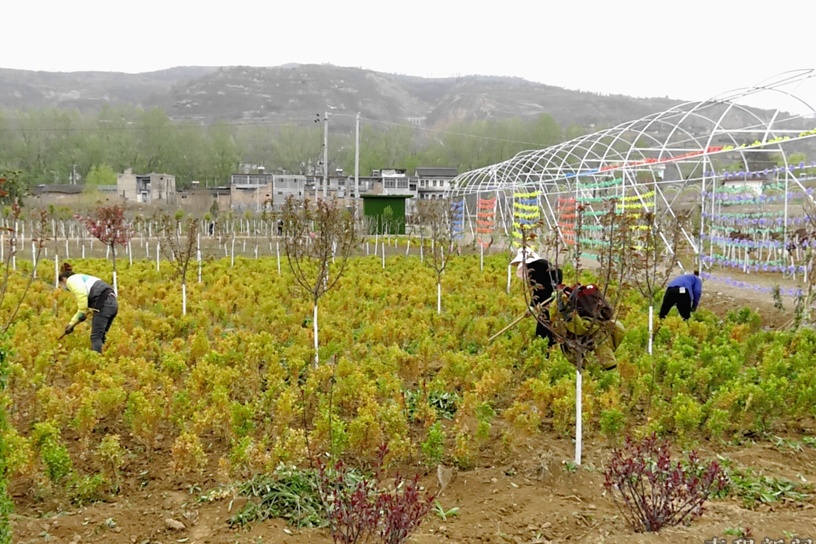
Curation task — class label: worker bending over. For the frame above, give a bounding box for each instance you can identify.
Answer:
[59,263,118,353]
[659,271,702,321]
[511,247,562,349]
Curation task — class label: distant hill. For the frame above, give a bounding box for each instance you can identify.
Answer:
[0,66,218,110]
[0,64,684,130]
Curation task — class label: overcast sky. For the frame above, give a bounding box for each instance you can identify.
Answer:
[3,0,815,111]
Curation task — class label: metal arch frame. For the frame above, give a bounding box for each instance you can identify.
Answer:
[447,70,816,268]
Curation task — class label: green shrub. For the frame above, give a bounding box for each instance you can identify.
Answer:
[421,422,445,466]
[32,422,73,485]
[600,409,626,439]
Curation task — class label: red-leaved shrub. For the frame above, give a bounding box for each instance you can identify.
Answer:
[318,445,435,544]
[603,433,729,532]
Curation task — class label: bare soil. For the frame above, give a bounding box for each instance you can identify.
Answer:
[9,431,816,544]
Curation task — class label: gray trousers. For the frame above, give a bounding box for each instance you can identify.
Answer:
[90,294,118,353]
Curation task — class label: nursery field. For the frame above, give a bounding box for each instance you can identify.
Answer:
[3,254,816,544]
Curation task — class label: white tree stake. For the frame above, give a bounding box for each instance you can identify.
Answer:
[113,270,118,297]
[437,281,442,315]
[276,242,281,275]
[575,369,583,465]
[54,254,59,289]
[182,283,187,316]
[648,306,654,355]
[313,302,319,367]
[156,242,160,272]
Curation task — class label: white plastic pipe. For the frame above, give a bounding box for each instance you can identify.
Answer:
[313,303,319,366]
[575,369,583,466]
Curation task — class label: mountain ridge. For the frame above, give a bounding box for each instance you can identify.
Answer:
[0,64,686,131]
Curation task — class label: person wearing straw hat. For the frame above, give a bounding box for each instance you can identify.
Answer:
[510,247,563,350]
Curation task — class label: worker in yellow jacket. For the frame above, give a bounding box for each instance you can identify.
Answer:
[58,262,118,353]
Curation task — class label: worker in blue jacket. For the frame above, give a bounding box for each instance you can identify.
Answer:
[659,271,702,320]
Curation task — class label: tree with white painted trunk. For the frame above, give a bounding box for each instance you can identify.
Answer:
[623,209,688,420]
[154,210,199,316]
[519,202,634,466]
[281,197,357,367]
[77,204,132,296]
[416,199,456,315]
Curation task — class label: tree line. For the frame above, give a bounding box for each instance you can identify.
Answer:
[0,105,585,191]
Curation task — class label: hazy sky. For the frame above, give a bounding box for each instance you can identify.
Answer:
[3,0,815,109]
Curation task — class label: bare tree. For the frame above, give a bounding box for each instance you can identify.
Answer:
[77,204,132,294]
[416,199,456,314]
[626,210,689,353]
[794,199,816,327]
[518,201,634,465]
[281,197,357,366]
[0,173,50,544]
[1,204,50,334]
[154,210,200,316]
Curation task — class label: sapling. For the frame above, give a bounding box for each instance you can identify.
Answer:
[416,199,456,314]
[281,197,357,366]
[154,210,200,315]
[520,200,635,465]
[793,199,816,327]
[624,209,688,420]
[78,204,132,295]
[2,205,50,334]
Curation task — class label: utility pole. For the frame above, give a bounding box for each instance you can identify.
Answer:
[323,111,329,199]
[355,112,360,209]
